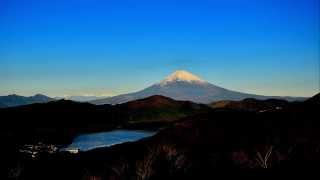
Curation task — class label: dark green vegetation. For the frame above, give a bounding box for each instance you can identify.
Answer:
[2,93,320,179]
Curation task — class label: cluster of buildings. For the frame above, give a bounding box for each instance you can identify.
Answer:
[19,142,58,159]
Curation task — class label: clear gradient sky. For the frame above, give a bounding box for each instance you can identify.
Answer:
[0,0,319,97]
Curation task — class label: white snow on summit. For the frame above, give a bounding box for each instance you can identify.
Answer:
[160,70,207,85]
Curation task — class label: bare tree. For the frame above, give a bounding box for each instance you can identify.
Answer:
[255,146,273,168]
[135,146,158,180]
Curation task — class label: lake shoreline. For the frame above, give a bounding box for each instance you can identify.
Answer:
[60,129,157,152]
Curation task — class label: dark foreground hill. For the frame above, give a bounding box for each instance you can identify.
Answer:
[115,95,211,126]
[73,93,320,179]
[1,99,116,144]
[0,95,210,144]
[3,93,320,179]
[209,98,289,112]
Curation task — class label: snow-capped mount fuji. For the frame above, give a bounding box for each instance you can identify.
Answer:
[90,70,305,105]
[159,70,207,85]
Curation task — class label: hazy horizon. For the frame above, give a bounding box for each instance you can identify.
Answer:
[1,0,319,97]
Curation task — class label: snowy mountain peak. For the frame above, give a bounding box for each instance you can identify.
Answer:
[160,70,207,85]
[90,70,304,105]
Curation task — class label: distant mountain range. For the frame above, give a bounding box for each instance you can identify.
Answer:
[0,70,308,107]
[0,94,107,108]
[90,70,306,105]
[55,95,108,102]
[0,94,54,108]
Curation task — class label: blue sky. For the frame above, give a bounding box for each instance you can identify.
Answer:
[0,0,319,97]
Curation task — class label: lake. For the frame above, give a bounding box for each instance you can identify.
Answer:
[61,130,156,152]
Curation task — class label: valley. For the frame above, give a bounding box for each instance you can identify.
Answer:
[2,92,319,179]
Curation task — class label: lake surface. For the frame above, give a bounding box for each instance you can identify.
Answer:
[62,130,156,151]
